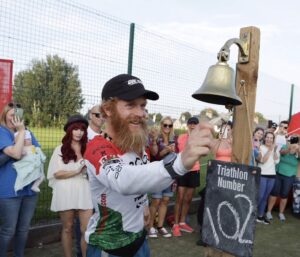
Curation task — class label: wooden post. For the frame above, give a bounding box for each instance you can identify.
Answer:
[232,26,260,165]
[204,26,260,257]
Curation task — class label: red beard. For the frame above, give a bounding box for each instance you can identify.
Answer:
[110,106,148,155]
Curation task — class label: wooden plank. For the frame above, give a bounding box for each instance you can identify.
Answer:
[204,26,260,257]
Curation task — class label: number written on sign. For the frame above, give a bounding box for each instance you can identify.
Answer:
[206,193,253,246]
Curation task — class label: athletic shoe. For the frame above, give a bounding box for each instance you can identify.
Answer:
[158,227,172,238]
[256,216,270,225]
[148,227,158,238]
[279,213,286,221]
[179,223,194,233]
[172,224,182,237]
[266,212,273,220]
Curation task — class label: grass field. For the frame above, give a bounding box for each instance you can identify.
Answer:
[20,210,300,257]
[30,127,64,224]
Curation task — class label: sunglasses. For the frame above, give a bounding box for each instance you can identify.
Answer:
[163,124,173,128]
[280,125,288,129]
[188,121,198,125]
[92,113,101,118]
[8,102,21,108]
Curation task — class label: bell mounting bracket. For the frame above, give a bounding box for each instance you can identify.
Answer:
[217,32,251,64]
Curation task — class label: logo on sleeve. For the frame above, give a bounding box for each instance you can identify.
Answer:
[102,157,123,179]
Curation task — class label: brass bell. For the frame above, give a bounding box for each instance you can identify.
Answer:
[192,61,242,106]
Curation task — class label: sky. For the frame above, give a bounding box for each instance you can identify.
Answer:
[69,0,300,121]
[75,0,300,87]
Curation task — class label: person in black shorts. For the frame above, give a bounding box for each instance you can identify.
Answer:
[172,117,200,237]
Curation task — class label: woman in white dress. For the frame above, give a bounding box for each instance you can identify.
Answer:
[47,115,93,257]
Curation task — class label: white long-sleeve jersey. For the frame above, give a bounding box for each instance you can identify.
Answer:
[84,134,186,253]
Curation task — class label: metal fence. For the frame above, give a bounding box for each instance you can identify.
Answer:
[0,0,298,225]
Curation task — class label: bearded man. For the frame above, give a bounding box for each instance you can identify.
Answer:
[84,74,213,257]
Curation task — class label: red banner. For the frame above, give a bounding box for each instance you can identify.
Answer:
[0,59,13,113]
[288,112,300,136]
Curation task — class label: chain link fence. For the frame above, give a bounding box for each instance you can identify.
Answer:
[0,0,298,226]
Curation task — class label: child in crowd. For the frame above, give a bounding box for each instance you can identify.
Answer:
[13,129,46,192]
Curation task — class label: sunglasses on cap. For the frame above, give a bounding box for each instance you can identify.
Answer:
[8,102,21,108]
[92,113,101,118]
[163,124,173,128]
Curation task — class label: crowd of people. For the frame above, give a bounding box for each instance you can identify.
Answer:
[0,74,300,257]
[256,121,300,224]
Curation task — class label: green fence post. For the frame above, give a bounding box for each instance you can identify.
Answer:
[127,23,135,75]
[289,84,294,121]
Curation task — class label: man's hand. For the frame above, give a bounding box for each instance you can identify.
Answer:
[181,122,213,170]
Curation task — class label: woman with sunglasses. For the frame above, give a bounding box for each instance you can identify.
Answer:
[47,115,93,257]
[0,102,40,257]
[148,116,178,238]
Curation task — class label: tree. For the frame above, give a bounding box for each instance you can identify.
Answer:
[13,55,84,127]
[148,113,162,124]
[255,112,267,124]
[180,112,192,122]
[200,108,219,119]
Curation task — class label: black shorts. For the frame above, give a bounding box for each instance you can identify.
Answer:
[177,170,200,188]
[270,173,295,198]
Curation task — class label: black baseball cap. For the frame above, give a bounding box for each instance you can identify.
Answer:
[187,117,199,125]
[64,114,88,131]
[101,74,159,101]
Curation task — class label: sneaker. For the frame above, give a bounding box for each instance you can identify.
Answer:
[148,227,158,238]
[256,216,270,225]
[266,212,273,220]
[158,227,172,238]
[279,213,286,221]
[179,223,194,233]
[172,224,182,237]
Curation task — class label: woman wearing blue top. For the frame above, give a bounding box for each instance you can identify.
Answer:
[0,102,40,257]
